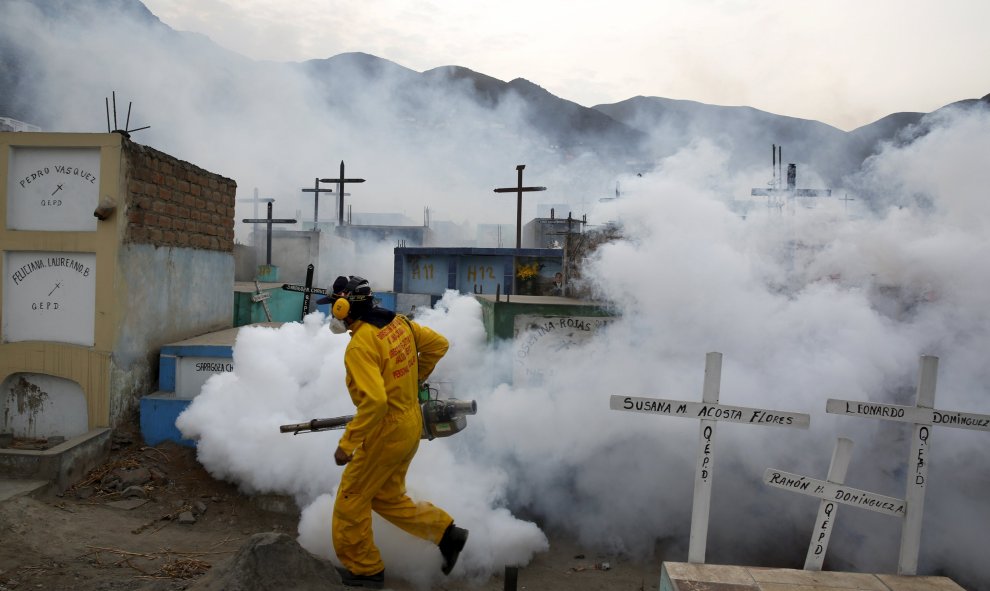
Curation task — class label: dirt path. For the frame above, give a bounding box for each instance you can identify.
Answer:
[0,429,661,591]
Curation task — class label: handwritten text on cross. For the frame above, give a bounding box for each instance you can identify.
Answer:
[609,352,810,565]
[826,355,990,575]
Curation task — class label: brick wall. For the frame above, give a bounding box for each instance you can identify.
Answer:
[122,139,236,251]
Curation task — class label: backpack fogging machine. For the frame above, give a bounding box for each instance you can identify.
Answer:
[279,384,477,440]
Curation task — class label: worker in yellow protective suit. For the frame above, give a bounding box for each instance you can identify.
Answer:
[321,276,468,589]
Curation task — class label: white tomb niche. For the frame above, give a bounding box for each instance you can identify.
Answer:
[1,372,88,439]
[2,251,97,346]
[513,314,612,385]
[5,146,101,232]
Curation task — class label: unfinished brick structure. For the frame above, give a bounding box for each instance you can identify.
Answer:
[122,140,236,252]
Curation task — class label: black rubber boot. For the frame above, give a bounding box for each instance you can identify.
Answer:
[336,566,385,589]
[438,523,469,575]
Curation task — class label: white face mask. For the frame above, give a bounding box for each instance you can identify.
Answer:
[329,317,348,334]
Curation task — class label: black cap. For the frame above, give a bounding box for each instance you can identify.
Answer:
[317,275,350,305]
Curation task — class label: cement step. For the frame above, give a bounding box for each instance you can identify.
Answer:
[0,478,50,502]
[660,562,965,591]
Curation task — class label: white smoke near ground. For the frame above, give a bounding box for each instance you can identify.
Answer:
[177,292,550,587]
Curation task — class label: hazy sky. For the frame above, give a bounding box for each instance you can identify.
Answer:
[140,0,990,131]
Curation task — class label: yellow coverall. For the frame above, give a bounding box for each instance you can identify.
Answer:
[332,314,454,575]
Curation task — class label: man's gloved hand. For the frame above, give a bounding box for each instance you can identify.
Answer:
[334,446,352,466]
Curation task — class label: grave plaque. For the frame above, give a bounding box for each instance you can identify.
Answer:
[6,147,101,231]
[2,250,97,346]
[513,315,612,385]
[175,357,234,400]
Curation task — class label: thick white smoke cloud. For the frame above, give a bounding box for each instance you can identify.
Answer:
[178,107,990,590]
[176,293,550,586]
[568,108,990,583]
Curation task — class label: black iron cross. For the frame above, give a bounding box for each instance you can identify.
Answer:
[301,179,350,226]
[242,201,297,265]
[281,264,330,320]
[319,161,365,225]
[494,164,546,249]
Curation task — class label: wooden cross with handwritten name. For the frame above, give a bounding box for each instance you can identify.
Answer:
[825,355,990,575]
[281,264,329,320]
[763,437,909,571]
[610,352,811,564]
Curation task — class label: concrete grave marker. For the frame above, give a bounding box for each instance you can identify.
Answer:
[174,357,234,400]
[826,355,990,575]
[513,314,612,385]
[3,251,97,346]
[5,146,101,232]
[610,352,811,563]
[2,132,236,447]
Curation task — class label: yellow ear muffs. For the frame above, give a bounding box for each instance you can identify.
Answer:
[332,297,351,320]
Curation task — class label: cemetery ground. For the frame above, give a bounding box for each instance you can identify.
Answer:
[0,418,659,591]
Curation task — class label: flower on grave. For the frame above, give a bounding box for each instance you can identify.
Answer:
[516,262,541,280]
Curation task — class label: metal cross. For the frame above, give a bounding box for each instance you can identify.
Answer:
[494,164,547,249]
[280,264,329,320]
[319,161,365,226]
[242,201,297,266]
[301,179,350,226]
[251,280,272,322]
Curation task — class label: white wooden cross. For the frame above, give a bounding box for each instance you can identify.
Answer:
[762,437,907,570]
[609,351,811,563]
[826,355,990,575]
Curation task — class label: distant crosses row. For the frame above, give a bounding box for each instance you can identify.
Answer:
[248,162,548,264]
[611,353,990,576]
